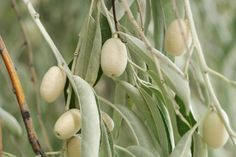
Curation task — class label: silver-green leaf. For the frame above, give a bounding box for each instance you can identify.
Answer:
[73,76,100,157]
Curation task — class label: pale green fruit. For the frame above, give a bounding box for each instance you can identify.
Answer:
[67,135,81,157]
[164,19,192,56]
[101,37,128,77]
[101,111,114,132]
[54,109,81,139]
[202,110,229,148]
[40,66,66,103]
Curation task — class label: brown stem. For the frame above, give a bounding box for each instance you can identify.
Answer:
[10,0,53,151]
[0,36,47,157]
[0,123,2,157]
[112,0,120,38]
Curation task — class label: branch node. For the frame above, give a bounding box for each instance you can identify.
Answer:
[34,13,40,19]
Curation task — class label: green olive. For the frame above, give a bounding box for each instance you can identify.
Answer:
[40,66,66,103]
[164,19,192,56]
[54,109,81,140]
[67,135,81,157]
[202,110,229,148]
[101,37,128,77]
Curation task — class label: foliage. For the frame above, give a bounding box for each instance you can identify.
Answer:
[1,0,236,157]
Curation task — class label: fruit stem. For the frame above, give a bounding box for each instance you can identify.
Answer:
[0,36,47,157]
[112,0,119,33]
[184,0,236,139]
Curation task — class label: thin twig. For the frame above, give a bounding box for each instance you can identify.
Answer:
[20,0,81,109]
[112,0,119,33]
[121,0,184,145]
[0,123,2,157]
[183,43,194,75]
[135,0,144,31]
[207,68,236,88]
[184,0,236,139]
[10,0,52,151]
[0,36,47,157]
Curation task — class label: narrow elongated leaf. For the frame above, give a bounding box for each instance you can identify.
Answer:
[151,0,165,50]
[73,76,100,157]
[98,97,161,156]
[117,81,158,140]
[170,125,198,157]
[193,133,208,157]
[121,33,191,114]
[139,87,170,157]
[99,122,113,157]
[127,145,158,157]
[115,145,136,157]
[76,3,102,86]
[0,107,22,136]
[144,0,152,35]
[85,6,102,85]
[76,16,96,77]
[114,0,135,20]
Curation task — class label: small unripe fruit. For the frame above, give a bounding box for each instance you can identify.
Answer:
[202,110,229,148]
[101,37,128,77]
[54,109,81,139]
[67,135,81,157]
[101,111,114,132]
[40,66,66,103]
[164,19,191,56]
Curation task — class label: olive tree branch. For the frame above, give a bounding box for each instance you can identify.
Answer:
[121,0,195,145]
[184,0,236,139]
[20,0,65,66]
[20,0,81,107]
[0,36,47,157]
[10,0,52,151]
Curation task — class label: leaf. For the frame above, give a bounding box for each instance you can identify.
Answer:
[76,3,102,86]
[85,5,102,85]
[0,107,22,136]
[116,81,158,139]
[151,0,165,50]
[127,145,158,157]
[193,133,208,157]
[115,145,136,157]
[98,97,161,156]
[138,87,170,157]
[73,76,100,157]
[144,0,152,35]
[114,0,135,20]
[100,14,112,44]
[99,122,113,157]
[121,33,191,114]
[170,124,198,157]
[148,70,181,142]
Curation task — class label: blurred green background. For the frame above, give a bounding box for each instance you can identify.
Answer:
[1,0,236,156]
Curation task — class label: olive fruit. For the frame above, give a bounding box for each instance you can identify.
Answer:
[101,37,128,77]
[40,66,66,103]
[67,135,81,157]
[54,109,81,139]
[164,18,191,56]
[101,111,114,132]
[202,110,229,148]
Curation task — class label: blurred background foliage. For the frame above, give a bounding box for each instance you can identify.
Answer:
[0,0,236,156]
